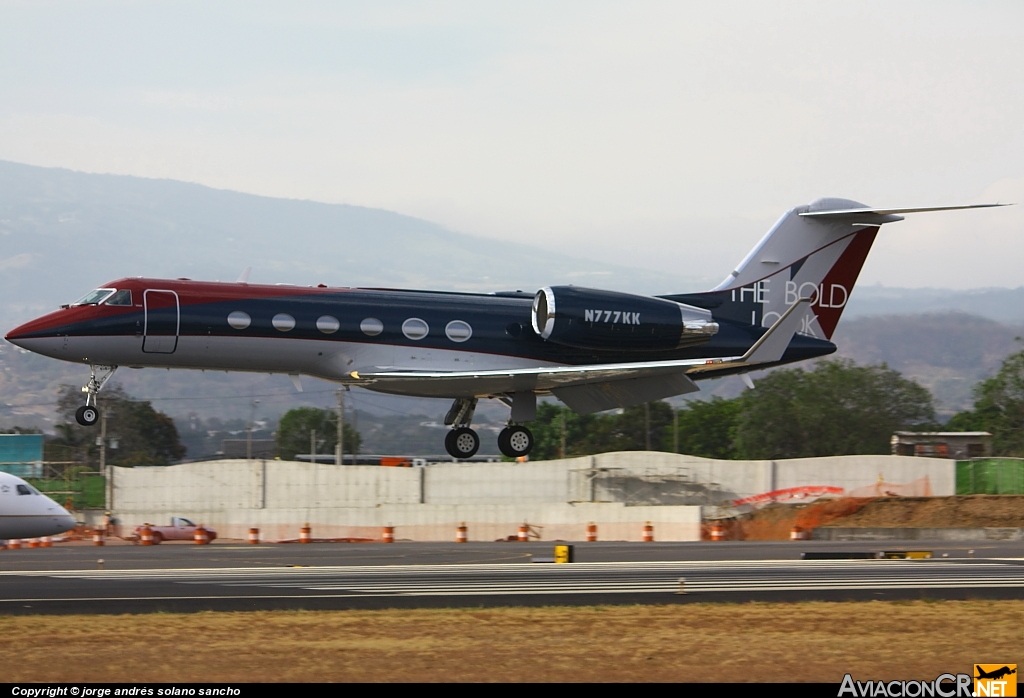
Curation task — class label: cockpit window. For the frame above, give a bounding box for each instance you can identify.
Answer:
[16,484,33,496]
[73,288,116,306]
[104,289,133,306]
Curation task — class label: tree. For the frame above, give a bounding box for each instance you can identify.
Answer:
[523,401,676,460]
[54,385,186,466]
[670,396,742,459]
[276,407,361,461]
[733,359,936,459]
[946,349,1024,455]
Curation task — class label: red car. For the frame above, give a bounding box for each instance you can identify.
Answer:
[133,517,217,544]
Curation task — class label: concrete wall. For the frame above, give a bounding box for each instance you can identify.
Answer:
[109,452,954,542]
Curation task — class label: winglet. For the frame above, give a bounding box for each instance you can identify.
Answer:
[740,297,811,364]
[237,267,252,284]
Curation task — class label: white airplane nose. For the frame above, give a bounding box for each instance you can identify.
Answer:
[57,513,77,533]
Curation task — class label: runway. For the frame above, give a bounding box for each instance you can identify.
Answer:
[2,541,1023,613]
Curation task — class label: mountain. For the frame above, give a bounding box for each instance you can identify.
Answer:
[844,286,1024,325]
[830,312,1023,418]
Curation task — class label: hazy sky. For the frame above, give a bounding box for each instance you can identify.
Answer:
[2,1,1022,289]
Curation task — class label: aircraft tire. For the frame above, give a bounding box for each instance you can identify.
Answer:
[76,405,99,427]
[445,427,480,459]
[498,426,534,458]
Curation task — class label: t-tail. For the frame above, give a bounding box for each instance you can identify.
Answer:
[663,198,1007,341]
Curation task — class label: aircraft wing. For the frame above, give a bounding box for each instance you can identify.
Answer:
[347,298,810,413]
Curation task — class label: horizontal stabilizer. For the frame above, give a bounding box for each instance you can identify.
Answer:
[741,297,811,364]
[800,203,1009,219]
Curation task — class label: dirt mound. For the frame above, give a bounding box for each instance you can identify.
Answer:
[705,495,1024,540]
[820,495,1024,528]
[703,498,873,540]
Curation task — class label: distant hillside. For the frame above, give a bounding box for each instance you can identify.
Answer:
[0,160,703,332]
[831,312,1023,417]
[844,286,1024,325]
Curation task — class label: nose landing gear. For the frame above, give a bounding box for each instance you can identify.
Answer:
[75,365,117,426]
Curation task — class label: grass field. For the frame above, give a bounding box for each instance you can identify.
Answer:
[3,600,1022,682]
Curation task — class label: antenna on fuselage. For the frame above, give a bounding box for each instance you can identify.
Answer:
[236,267,252,284]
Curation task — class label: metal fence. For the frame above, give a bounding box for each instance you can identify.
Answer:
[956,458,1024,495]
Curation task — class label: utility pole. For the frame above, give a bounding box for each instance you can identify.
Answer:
[100,408,111,511]
[310,429,316,464]
[99,408,108,470]
[673,407,679,454]
[336,389,345,465]
[644,402,651,451]
[247,399,260,460]
[559,411,567,459]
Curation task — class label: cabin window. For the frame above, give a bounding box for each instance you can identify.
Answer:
[445,320,473,343]
[402,318,429,340]
[104,289,133,306]
[16,484,33,495]
[316,315,340,334]
[72,288,115,306]
[360,318,384,336]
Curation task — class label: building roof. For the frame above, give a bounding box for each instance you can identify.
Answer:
[892,431,992,438]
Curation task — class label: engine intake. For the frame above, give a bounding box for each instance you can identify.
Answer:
[531,286,718,352]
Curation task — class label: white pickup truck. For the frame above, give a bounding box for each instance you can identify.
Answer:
[133,517,217,544]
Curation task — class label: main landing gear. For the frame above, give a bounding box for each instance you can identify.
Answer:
[75,365,117,427]
[442,397,536,459]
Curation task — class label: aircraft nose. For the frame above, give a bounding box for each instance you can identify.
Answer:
[57,512,77,534]
[5,311,68,345]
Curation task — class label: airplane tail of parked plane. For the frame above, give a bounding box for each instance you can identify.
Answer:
[663,198,1007,341]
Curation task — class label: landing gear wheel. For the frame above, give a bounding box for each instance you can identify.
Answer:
[445,427,480,459]
[498,426,534,458]
[76,405,99,427]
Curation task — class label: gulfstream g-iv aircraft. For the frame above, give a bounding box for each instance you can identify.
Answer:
[4,198,1006,459]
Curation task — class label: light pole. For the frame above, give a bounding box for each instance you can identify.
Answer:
[247,399,260,460]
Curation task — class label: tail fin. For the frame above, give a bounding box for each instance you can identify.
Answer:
[664,198,1005,340]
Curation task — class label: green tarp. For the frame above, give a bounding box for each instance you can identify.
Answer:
[956,459,1024,494]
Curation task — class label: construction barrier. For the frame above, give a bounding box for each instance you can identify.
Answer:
[140,525,153,546]
[642,522,654,542]
[586,522,597,542]
[790,526,809,541]
[93,530,104,546]
[248,527,260,545]
[41,536,52,548]
[710,523,725,541]
[382,525,394,543]
[299,523,312,544]
[194,526,210,545]
[28,538,40,548]
[7,539,21,550]
[456,522,468,543]
[518,524,529,542]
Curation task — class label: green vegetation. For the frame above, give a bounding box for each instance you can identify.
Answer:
[276,407,361,460]
[50,385,186,467]
[733,359,936,459]
[946,349,1024,456]
[529,359,936,460]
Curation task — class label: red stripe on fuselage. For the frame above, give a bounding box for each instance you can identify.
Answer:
[5,278,356,340]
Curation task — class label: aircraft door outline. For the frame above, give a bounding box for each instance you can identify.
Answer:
[143,289,179,354]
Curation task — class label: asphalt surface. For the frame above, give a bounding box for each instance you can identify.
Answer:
[2,540,1023,614]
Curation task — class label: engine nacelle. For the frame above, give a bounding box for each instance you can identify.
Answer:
[531,286,718,352]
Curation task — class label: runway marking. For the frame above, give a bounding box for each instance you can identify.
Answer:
[4,559,1024,603]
